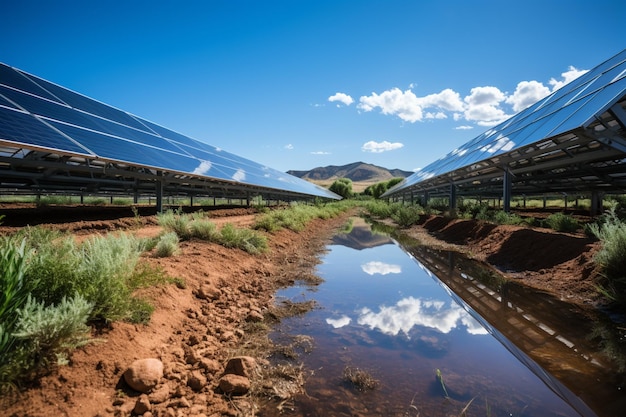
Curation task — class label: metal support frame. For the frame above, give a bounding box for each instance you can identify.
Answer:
[503,168,512,213]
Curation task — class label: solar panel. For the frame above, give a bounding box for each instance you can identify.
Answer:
[385,49,626,197]
[0,62,340,200]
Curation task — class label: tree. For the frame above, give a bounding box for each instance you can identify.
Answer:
[329,178,353,199]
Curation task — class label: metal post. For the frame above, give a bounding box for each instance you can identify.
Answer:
[156,172,164,213]
[503,168,512,213]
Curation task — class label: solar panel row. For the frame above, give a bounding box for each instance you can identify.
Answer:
[385,49,626,196]
[0,63,340,200]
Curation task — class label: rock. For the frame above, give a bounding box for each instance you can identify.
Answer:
[218,374,250,395]
[148,383,171,404]
[199,358,221,373]
[123,358,164,393]
[196,284,220,300]
[187,370,207,392]
[133,394,151,414]
[246,310,264,322]
[223,356,257,378]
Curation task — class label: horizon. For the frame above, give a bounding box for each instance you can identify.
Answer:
[2,1,625,173]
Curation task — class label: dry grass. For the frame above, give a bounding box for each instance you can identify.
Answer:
[342,366,380,391]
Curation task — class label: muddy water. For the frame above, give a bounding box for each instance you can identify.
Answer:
[263,218,625,417]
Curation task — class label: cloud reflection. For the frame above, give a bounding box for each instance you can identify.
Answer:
[357,296,488,337]
[326,315,351,328]
[361,261,402,275]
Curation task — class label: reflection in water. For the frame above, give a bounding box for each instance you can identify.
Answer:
[266,217,625,417]
[361,261,401,275]
[357,297,488,336]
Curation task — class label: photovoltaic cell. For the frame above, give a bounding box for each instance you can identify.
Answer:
[0,63,340,199]
[0,106,92,155]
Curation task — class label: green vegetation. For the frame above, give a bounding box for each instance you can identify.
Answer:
[363,177,404,199]
[329,178,354,199]
[158,209,268,254]
[588,208,626,304]
[154,231,180,257]
[0,229,169,391]
[254,201,351,233]
[542,212,580,233]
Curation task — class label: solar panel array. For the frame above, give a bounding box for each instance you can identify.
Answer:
[384,49,626,197]
[0,63,340,200]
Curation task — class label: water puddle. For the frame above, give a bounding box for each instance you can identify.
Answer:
[263,217,625,417]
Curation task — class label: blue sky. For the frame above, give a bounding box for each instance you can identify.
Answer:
[2,0,625,173]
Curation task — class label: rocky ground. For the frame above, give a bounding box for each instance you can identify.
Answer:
[0,204,608,417]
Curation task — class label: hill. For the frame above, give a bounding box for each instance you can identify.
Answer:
[287,162,413,192]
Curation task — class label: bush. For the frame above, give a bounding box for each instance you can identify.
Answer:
[220,223,268,254]
[543,212,580,233]
[391,205,423,228]
[154,232,179,257]
[13,295,93,368]
[588,208,626,302]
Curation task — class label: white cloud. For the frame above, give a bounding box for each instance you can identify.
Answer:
[192,160,212,175]
[361,261,401,275]
[455,125,473,130]
[362,140,404,153]
[341,64,588,128]
[284,144,294,150]
[463,86,511,126]
[311,151,331,155]
[549,66,588,91]
[505,80,551,112]
[326,315,351,328]
[358,88,423,122]
[328,92,354,106]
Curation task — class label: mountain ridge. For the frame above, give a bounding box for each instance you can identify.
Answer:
[287,161,413,192]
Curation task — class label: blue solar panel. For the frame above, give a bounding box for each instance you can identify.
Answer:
[386,49,626,196]
[0,62,340,199]
[0,106,92,155]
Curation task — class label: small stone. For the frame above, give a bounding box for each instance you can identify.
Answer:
[187,370,207,392]
[133,394,151,414]
[196,284,220,300]
[246,310,264,322]
[218,374,250,395]
[199,358,221,373]
[123,358,164,393]
[223,356,257,378]
[148,383,171,404]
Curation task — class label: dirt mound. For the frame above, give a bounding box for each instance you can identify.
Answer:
[409,215,602,306]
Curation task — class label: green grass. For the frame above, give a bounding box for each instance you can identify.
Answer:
[158,209,268,254]
[254,201,352,233]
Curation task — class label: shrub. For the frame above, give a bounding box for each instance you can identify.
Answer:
[391,205,423,228]
[543,212,580,233]
[588,208,626,302]
[154,232,179,257]
[157,209,192,240]
[491,211,525,226]
[220,223,268,254]
[13,295,93,368]
[189,219,219,240]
